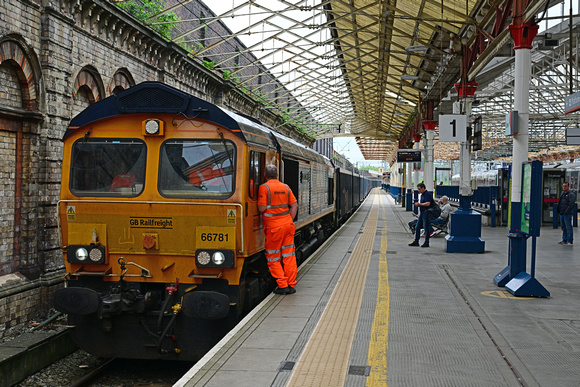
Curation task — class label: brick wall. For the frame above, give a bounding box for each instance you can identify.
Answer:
[0,285,42,337]
[0,63,21,277]
[0,0,314,337]
[0,132,16,275]
[0,272,63,337]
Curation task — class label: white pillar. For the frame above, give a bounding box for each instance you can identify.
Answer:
[396,164,401,187]
[511,48,530,204]
[397,163,402,187]
[425,129,435,191]
[413,139,420,186]
[406,161,412,190]
[453,100,472,196]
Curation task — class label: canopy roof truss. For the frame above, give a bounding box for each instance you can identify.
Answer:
[468,21,580,151]
[147,0,580,162]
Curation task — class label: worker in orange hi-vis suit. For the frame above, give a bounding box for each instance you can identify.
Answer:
[258,164,299,295]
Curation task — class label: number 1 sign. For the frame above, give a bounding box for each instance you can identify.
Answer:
[438,115,467,142]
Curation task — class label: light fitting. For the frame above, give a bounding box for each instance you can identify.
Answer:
[401,74,419,81]
[405,45,429,53]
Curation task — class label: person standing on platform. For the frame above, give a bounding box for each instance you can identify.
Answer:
[409,183,435,247]
[557,182,576,246]
[258,164,299,294]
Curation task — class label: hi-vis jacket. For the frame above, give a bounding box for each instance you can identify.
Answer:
[258,179,297,229]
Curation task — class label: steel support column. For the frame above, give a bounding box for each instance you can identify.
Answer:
[423,101,436,192]
[406,160,413,210]
[495,20,540,288]
[446,82,485,253]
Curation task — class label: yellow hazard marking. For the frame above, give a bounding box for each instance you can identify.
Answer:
[288,191,379,387]
[66,206,76,221]
[119,228,135,245]
[367,193,389,386]
[481,290,535,300]
[226,209,236,225]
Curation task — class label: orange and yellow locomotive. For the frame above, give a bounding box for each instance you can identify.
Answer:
[54,82,360,360]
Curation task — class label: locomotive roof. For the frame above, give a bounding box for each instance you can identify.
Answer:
[66,81,329,166]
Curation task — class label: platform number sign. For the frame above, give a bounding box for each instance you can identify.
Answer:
[438,115,467,142]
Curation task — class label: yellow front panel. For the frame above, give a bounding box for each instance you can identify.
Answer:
[68,223,107,245]
[63,204,241,255]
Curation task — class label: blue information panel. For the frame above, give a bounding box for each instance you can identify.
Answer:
[520,160,542,237]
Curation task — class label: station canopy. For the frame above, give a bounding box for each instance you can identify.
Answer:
[150,0,580,163]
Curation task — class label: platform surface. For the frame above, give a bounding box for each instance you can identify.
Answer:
[175,189,580,387]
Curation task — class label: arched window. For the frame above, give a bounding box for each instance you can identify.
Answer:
[71,66,104,118]
[0,39,38,110]
[108,69,135,96]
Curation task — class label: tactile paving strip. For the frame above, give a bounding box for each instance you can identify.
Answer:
[287,193,379,387]
[365,194,390,386]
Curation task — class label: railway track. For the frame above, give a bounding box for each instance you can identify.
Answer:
[68,358,116,387]
[16,348,194,386]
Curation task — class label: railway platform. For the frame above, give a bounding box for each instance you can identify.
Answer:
[175,188,580,387]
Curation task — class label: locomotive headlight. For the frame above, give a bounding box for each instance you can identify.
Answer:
[195,249,235,268]
[212,251,226,265]
[68,245,106,264]
[196,250,211,266]
[142,119,164,136]
[89,247,103,262]
[75,247,88,261]
[145,120,159,134]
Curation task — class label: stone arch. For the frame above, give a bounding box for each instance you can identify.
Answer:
[107,68,135,96]
[0,36,41,110]
[71,65,105,118]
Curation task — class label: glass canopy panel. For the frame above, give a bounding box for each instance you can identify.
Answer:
[140,0,580,162]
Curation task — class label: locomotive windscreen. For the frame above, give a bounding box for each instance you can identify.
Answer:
[69,138,146,197]
[158,140,236,198]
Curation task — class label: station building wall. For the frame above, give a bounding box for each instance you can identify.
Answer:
[0,0,313,337]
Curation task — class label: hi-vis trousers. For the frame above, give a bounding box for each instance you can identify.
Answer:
[264,223,297,289]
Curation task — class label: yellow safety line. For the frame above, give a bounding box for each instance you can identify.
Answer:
[366,193,390,386]
[287,192,379,387]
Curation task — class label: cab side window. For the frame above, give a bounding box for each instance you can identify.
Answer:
[249,151,264,199]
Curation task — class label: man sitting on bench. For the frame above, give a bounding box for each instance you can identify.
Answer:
[431,196,452,232]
